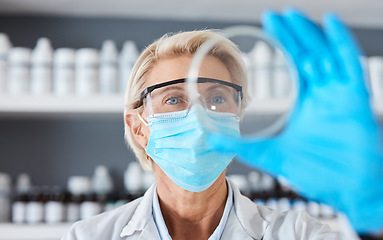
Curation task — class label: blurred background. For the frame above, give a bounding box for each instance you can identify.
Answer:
[0,1,382,238]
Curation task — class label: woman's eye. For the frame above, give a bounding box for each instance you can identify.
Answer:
[212,96,224,104]
[166,97,179,105]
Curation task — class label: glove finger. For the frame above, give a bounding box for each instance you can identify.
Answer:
[261,10,307,99]
[207,132,283,175]
[283,8,337,85]
[323,13,367,89]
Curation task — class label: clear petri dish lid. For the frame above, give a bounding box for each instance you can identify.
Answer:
[186,25,298,137]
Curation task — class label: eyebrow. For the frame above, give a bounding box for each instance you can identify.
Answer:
[150,85,185,99]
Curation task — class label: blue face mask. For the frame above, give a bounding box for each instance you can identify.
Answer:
[145,105,240,192]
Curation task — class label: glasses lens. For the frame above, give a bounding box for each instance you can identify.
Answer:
[143,80,241,118]
[198,82,241,117]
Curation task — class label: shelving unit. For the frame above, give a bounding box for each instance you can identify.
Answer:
[0,218,353,239]
[0,223,71,240]
[0,95,382,117]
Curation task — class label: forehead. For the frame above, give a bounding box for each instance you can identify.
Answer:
[146,55,232,87]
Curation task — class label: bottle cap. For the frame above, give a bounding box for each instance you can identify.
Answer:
[120,40,139,62]
[15,173,32,194]
[274,49,287,67]
[67,176,91,195]
[8,47,31,64]
[100,40,118,63]
[0,33,12,55]
[251,41,273,64]
[31,37,53,63]
[54,48,75,66]
[76,48,99,67]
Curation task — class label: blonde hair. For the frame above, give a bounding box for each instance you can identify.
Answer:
[124,30,248,171]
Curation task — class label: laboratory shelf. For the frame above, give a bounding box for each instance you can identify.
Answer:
[0,95,124,118]
[0,95,382,118]
[0,223,71,240]
[0,218,350,240]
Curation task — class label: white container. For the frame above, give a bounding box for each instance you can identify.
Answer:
[44,186,65,224]
[0,33,12,94]
[119,41,139,93]
[66,176,91,222]
[75,48,99,95]
[53,48,75,95]
[30,37,53,95]
[307,201,320,218]
[80,198,102,220]
[0,173,11,222]
[45,201,64,224]
[12,201,26,224]
[7,47,31,95]
[272,49,291,99]
[91,165,114,195]
[124,162,142,194]
[100,40,118,94]
[12,173,32,224]
[25,201,44,224]
[368,56,383,100]
[227,174,250,196]
[251,41,273,100]
[25,187,44,224]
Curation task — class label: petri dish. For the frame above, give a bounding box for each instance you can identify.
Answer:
[186,25,298,137]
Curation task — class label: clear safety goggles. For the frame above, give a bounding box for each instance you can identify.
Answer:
[137,78,243,119]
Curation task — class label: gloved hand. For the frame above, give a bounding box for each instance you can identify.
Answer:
[207,9,383,234]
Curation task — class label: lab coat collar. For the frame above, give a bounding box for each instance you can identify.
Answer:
[228,178,269,239]
[120,184,158,238]
[120,179,269,239]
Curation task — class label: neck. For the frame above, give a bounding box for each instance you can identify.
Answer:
[154,165,228,240]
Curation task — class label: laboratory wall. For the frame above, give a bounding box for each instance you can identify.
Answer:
[1,14,383,190]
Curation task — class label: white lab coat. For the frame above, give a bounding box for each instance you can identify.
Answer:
[61,179,343,240]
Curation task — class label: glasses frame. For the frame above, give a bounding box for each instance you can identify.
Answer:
[137,77,243,108]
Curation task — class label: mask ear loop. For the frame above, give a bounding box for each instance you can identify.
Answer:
[137,112,149,126]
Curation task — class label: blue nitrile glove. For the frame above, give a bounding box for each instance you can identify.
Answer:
[207,9,383,234]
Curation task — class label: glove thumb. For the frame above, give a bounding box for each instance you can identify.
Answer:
[207,132,277,171]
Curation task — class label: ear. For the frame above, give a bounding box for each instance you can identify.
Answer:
[125,111,150,149]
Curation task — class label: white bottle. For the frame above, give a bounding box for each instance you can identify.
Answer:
[141,170,155,192]
[75,48,99,95]
[44,186,65,224]
[227,174,250,197]
[119,41,139,93]
[124,161,142,194]
[0,33,12,94]
[92,165,114,195]
[272,49,291,99]
[247,171,262,194]
[307,201,320,218]
[12,173,32,224]
[67,176,91,222]
[100,40,118,94]
[0,173,11,222]
[7,47,31,95]
[30,38,53,95]
[53,48,75,95]
[368,56,383,101]
[25,187,44,224]
[251,41,273,100]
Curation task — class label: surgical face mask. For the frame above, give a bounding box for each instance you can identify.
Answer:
[144,105,240,192]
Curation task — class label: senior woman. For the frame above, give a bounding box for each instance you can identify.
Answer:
[61,30,342,240]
